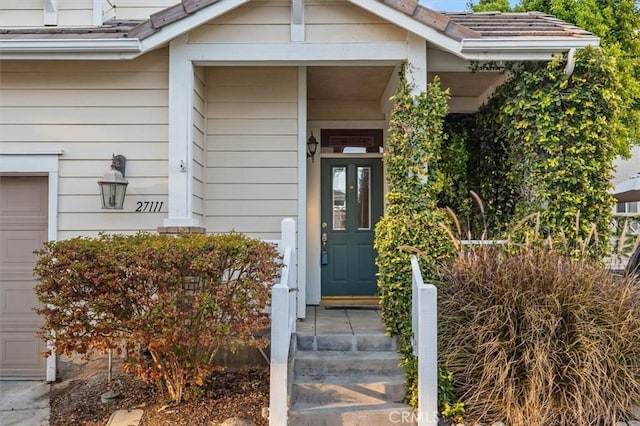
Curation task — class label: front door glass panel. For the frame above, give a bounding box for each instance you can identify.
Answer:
[357,166,371,230]
[332,166,346,230]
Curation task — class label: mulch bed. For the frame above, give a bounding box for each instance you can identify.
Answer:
[50,368,269,426]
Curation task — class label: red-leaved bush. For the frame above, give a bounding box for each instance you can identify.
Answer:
[34,232,279,403]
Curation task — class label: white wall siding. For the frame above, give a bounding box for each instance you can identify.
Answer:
[108,0,179,20]
[0,0,41,27]
[0,0,179,27]
[308,100,384,121]
[186,0,404,45]
[193,66,206,221]
[0,49,170,239]
[305,0,405,43]
[0,0,93,28]
[188,0,291,44]
[205,66,298,240]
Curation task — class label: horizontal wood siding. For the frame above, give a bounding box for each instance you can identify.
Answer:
[193,66,206,221]
[0,0,93,27]
[188,1,290,44]
[187,0,404,44]
[205,66,298,239]
[308,99,385,121]
[0,49,169,239]
[305,0,406,42]
[110,0,180,20]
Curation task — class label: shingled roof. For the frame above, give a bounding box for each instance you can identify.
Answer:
[0,0,596,43]
[446,12,595,38]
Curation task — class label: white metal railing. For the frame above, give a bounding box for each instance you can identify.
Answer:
[411,255,438,426]
[269,218,297,426]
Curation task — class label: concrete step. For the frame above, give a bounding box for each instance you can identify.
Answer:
[292,375,406,404]
[288,401,417,426]
[297,333,397,352]
[294,350,403,377]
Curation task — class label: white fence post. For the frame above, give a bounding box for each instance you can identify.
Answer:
[269,283,289,426]
[281,218,297,332]
[269,218,297,425]
[411,255,438,426]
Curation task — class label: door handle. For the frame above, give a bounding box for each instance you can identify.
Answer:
[321,232,328,265]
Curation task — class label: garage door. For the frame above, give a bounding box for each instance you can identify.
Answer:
[0,176,48,379]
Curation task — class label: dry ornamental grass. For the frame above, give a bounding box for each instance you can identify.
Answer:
[437,247,640,426]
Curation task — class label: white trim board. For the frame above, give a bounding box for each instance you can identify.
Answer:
[0,150,62,383]
[139,0,251,53]
[164,34,200,228]
[346,0,461,55]
[186,42,409,63]
[297,66,308,316]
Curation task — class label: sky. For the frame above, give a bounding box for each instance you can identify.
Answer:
[422,0,519,12]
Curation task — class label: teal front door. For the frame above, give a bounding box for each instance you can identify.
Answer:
[320,158,383,297]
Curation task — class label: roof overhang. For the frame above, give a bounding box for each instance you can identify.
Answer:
[461,36,601,54]
[0,0,600,61]
[0,38,142,60]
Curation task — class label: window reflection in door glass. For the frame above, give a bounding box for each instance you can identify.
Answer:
[357,167,371,230]
[332,167,346,230]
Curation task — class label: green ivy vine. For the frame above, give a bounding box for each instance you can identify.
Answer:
[374,65,457,412]
[462,47,621,256]
[375,46,626,422]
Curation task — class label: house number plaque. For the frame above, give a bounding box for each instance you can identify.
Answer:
[135,201,164,213]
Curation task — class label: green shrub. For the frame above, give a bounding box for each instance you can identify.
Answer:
[374,65,456,410]
[467,48,621,252]
[437,245,640,425]
[34,232,279,403]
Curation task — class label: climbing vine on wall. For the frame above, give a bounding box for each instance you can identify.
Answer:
[374,65,456,409]
[465,47,621,256]
[376,46,625,419]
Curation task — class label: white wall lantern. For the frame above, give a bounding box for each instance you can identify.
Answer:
[98,154,128,209]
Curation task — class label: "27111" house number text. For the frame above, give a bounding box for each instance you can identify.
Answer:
[135,201,164,213]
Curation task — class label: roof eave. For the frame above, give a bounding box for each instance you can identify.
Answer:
[0,38,142,59]
[460,36,600,55]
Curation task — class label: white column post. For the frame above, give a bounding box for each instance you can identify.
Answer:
[407,32,428,95]
[297,66,307,318]
[43,0,58,26]
[407,32,429,180]
[92,0,103,26]
[291,0,305,42]
[164,34,199,227]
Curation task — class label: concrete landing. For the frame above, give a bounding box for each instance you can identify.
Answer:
[297,306,386,336]
[297,306,396,352]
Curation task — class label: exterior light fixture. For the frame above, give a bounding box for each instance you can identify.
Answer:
[307,132,319,162]
[98,154,128,209]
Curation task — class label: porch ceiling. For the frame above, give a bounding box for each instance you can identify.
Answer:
[307,66,503,107]
[430,72,504,98]
[308,66,395,102]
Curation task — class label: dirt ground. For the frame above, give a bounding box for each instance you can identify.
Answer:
[50,354,269,426]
